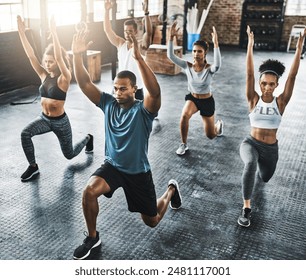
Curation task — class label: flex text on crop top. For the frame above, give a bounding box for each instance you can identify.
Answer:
[249,97,282,129]
[39,75,66,101]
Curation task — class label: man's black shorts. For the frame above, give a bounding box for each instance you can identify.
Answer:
[92,161,157,217]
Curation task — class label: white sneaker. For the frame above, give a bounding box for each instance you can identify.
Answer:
[216,119,224,136]
[168,179,182,209]
[176,143,188,155]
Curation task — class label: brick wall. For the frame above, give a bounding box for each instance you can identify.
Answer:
[282,16,306,45]
[198,0,245,46]
[197,0,306,49]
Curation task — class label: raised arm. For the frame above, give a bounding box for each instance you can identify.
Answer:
[245,25,258,111]
[141,0,152,50]
[277,27,306,113]
[130,33,160,114]
[72,30,101,105]
[167,22,187,69]
[210,26,221,73]
[211,26,219,49]
[103,0,125,48]
[49,16,71,90]
[17,15,46,80]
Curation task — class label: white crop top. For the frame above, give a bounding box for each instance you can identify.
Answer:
[249,97,282,129]
[167,40,221,94]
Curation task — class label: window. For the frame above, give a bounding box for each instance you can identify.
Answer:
[133,0,163,17]
[94,0,163,22]
[285,0,306,16]
[0,0,23,32]
[48,0,81,26]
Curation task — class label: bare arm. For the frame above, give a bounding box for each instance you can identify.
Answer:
[130,34,160,114]
[141,0,152,50]
[17,15,46,80]
[72,31,101,105]
[49,16,71,91]
[246,25,258,111]
[277,28,306,113]
[103,0,125,48]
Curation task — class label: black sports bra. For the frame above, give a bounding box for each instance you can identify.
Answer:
[39,75,66,101]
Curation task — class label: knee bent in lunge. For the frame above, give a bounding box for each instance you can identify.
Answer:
[142,215,159,228]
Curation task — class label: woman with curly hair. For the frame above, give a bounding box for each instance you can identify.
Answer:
[17,15,93,182]
[238,25,306,227]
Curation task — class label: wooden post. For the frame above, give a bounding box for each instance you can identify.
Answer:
[161,0,168,45]
[183,0,188,54]
[111,0,117,80]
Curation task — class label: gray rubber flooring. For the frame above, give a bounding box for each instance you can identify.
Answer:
[0,47,305,260]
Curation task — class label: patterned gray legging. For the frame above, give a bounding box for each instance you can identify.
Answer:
[21,112,89,165]
[239,135,278,200]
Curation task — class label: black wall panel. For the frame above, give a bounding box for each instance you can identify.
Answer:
[0,30,40,94]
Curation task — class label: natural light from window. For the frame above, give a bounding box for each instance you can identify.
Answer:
[285,0,306,16]
[48,0,81,26]
[0,1,22,32]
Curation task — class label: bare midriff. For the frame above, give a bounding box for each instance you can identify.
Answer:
[191,93,212,99]
[251,127,277,144]
[41,97,65,117]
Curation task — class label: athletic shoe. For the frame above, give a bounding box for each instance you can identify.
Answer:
[73,231,101,260]
[216,119,224,136]
[21,165,39,182]
[237,208,252,227]
[168,179,182,209]
[176,143,188,155]
[85,134,94,153]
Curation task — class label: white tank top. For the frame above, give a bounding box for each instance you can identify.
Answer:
[117,42,144,89]
[249,97,282,129]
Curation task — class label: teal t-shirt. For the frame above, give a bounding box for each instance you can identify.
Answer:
[98,92,157,174]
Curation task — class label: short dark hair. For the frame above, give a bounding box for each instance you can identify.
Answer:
[193,40,209,51]
[259,59,285,78]
[124,19,137,31]
[117,70,137,86]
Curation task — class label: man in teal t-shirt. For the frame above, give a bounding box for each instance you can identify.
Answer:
[71,30,182,260]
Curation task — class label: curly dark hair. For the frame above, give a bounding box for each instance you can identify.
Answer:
[259,59,285,78]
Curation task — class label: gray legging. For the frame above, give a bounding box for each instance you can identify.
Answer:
[239,135,278,200]
[21,112,89,165]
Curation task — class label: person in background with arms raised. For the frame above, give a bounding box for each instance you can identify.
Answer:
[103,0,153,100]
[17,15,93,182]
[167,22,223,156]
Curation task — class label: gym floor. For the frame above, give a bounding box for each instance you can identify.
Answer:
[0,46,305,260]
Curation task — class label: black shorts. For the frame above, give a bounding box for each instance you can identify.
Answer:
[92,161,157,217]
[185,93,215,117]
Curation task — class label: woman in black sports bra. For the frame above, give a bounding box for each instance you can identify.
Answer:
[17,15,93,182]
